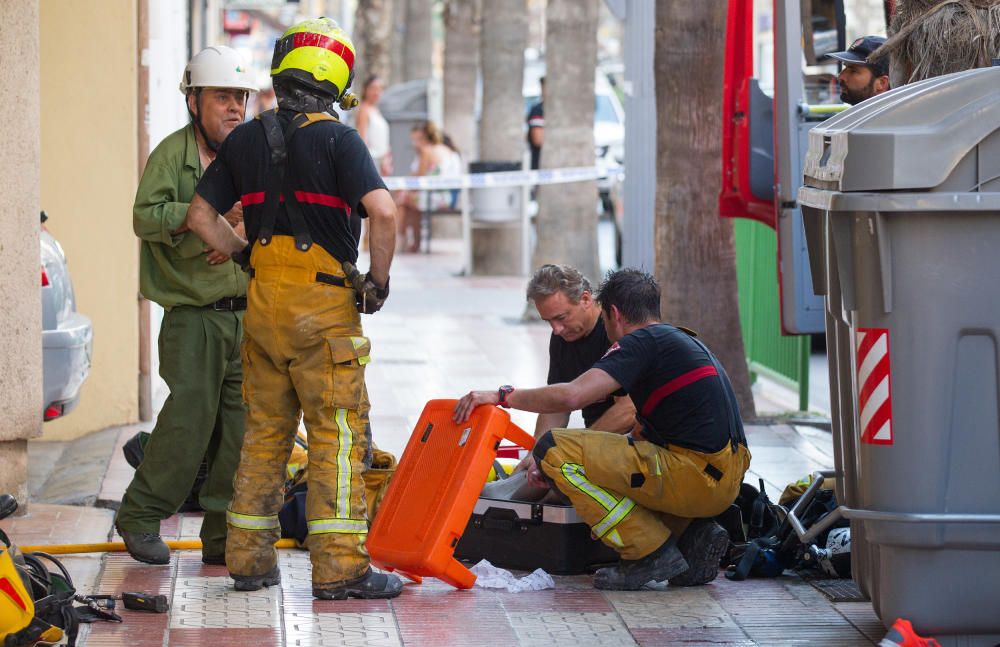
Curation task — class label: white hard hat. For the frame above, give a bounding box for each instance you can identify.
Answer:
[179,46,257,94]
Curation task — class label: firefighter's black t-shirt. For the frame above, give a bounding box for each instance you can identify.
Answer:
[547,316,615,427]
[593,323,737,453]
[196,109,386,265]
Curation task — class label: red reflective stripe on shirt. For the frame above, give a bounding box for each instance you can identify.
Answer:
[238,191,351,215]
[294,191,350,213]
[241,192,265,205]
[639,365,719,418]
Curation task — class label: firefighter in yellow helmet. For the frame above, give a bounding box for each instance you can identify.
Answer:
[183,17,401,599]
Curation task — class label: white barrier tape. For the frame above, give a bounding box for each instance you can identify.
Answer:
[381,165,621,191]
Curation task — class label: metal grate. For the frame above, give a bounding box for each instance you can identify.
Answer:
[805,577,869,602]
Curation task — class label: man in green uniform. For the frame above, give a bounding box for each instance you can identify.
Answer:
[116,46,257,565]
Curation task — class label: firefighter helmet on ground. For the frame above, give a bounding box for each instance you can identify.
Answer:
[271,17,359,110]
[179,46,256,94]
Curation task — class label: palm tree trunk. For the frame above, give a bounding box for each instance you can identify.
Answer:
[352,0,394,87]
[654,2,756,418]
[390,0,406,85]
[474,0,528,275]
[530,0,600,284]
[881,0,1000,87]
[443,0,480,159]
[478,0,527,160]
[403,0,433,82]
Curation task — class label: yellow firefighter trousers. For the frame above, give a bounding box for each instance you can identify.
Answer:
[226,236,373,587]
[535,429,751,560]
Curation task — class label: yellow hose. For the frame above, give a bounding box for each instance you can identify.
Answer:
[19,538,300,555]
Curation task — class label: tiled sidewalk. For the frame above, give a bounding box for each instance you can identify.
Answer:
[74,418,885,647]
[15,239,890,645]
[81,519,883,646]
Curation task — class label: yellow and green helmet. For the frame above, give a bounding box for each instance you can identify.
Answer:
[271,17,356,101]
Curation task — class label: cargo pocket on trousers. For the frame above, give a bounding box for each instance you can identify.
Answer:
[628,440,666,499]
[327,336,370,410]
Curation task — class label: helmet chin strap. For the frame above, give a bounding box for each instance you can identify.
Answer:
[188,89,222,152]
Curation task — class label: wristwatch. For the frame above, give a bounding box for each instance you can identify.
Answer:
[497,384,514,408]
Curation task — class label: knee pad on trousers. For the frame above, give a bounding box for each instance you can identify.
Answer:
[531,431,561,490]
[532,430,557,464]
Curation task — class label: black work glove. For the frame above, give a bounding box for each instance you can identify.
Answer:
[342,261,390,314]
[231,244,253,273]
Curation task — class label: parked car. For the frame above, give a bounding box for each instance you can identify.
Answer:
[40,211,92,421]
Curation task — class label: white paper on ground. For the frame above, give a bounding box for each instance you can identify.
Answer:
[469,559,555,592]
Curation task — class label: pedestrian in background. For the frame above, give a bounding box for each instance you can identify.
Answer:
[526,76,545,170]
[117,46,255,567]
[395,121,461,253]
[355,75,392,176]
[354,75,392,248]
[828,36,890,105]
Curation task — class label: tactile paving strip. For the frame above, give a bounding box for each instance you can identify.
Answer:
[508,611,637,646]
[285,612,402,647]
[279,549,314,585]
[169,575,281,629]
[606,589,738,629]
[178,514,203,540]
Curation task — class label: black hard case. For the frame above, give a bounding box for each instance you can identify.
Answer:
[454,496,619,575]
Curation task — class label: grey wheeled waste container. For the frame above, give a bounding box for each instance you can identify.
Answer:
[799,67,1000,644]
[469,161,522,222]
[380,79,430,178]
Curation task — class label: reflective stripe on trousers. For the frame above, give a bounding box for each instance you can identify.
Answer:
[307,517,368,534]
[335,408,354,520]
[560,462,630,547]
[227,510,280,531]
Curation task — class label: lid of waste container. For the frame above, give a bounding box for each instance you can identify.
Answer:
[380,79,429,120]
[802,67,1000,193]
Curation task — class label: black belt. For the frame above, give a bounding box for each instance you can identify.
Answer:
[315,271,348,288]
[206,296,247,311]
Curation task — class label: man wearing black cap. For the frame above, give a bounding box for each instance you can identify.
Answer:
[828,35,890,105]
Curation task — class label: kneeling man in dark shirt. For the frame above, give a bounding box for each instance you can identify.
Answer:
[522,265,635,460]
[454,269,751,590]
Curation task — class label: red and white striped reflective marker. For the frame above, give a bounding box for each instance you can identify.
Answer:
[856,328,893,445]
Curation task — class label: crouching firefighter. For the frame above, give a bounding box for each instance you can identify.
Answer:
[183,17,402,600]
[454,269,752,590]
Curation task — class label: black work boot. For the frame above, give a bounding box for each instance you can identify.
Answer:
[118,527,170,565]
[313,569,404,600]
[593,537,689,590]
[232,566,281,592]
[669,519,730,587]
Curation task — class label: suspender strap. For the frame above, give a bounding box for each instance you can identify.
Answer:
[257,109,285,246]
[255,110,314,250]
[688,335,747,452]
[280,114,313,252]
